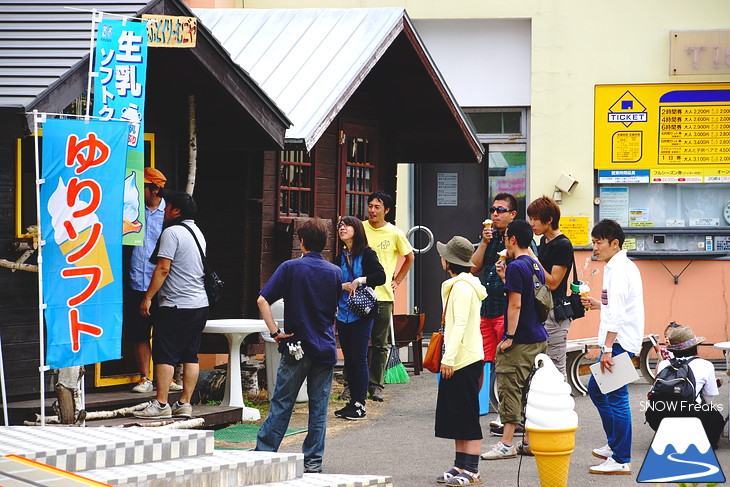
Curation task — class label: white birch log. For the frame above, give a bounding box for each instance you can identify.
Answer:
[0,259,37,272]
[185,95,198,195]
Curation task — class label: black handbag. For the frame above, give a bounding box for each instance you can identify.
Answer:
[567,257,585,320]
[181,223,224,306]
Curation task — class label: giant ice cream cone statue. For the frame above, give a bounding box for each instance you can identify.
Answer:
[525,354,579,487]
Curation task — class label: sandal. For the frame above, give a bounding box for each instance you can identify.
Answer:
[446,471,482,486]
[436,467,462,483]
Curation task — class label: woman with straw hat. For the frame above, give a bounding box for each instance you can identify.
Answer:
[645,323,725,449]
[434,236,487,486]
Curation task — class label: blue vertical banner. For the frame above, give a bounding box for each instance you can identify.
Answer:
[93,18,148,246]
[40,118,128,369]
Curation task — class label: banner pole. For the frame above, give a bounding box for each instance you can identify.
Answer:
[0,331,8,426]
[85,9,101,121]
[33,110,48,426]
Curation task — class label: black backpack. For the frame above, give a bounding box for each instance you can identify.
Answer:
[647,357,698,402]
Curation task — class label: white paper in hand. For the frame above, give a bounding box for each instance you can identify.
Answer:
[589,352,640,393]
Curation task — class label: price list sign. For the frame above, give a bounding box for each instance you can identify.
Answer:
[658,105,730,164]
[595,83,730,170]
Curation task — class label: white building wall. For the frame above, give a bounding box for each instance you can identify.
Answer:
[411,19,531,107]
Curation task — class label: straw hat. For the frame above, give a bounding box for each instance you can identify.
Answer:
[666,325,705,351]
[437,236,475,267]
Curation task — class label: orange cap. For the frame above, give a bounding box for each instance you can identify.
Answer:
[144,167,166,188]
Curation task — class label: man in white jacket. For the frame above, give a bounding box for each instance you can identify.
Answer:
[581,219,644,475]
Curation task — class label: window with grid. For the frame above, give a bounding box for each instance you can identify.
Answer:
[343,136,373,221]
[278,150,313,217]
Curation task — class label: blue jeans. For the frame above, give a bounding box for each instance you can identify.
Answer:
[255,353,334,471]
[337,317,374,402]
[587,343,634,464]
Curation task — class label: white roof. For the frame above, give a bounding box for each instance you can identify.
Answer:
[195,7,477,154]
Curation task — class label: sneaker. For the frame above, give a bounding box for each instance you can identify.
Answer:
[516,440,533,456]
[592,443,613,460]
[489,416,502,429]
[304,468,322,474]
[132,378,153,393]
[589,457,631,475]
[369,385,384,402]
[172,401,192,418]
[334,401,366,420]
[133,400,171,419]
[169,380,183,392]
[480,441,517,460]
[490,423,525,436]
[338,385,351,402]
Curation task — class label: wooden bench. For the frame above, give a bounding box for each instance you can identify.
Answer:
[566,334,659,396]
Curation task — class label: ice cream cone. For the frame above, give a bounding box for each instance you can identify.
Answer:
[122,218,142,235]
[526,426,577,487]
[498,249,507,262]
[59,227,114,289]
[483,219,492,230]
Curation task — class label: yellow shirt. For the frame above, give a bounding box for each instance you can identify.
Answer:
[363,221,413,302]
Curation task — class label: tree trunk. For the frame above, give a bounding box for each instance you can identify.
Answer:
[54,366,84,424]
[185,95,197,196]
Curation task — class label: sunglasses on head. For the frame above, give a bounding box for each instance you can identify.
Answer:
[490,206,512,214]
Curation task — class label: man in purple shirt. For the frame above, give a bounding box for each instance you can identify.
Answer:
[482,220,548,460]
[255,218,342,473]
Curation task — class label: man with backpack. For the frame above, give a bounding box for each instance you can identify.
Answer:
[645,324,725,449]
[481,220,548,460]
[580,219,644,475]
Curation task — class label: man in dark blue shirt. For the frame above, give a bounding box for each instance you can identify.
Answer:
[482,220,548,460]
[255,218,342,473]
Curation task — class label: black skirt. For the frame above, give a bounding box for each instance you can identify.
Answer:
[434,360,484,440]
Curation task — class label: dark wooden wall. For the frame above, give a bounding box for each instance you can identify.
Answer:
[0,136,53,398]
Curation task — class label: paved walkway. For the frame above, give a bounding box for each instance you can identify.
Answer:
[275,369,729,487]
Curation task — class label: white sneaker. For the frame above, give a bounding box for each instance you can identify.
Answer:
[169,380,183,391]
[133,400,172,419]
[480,441,517,460]
[132,378,153,393]
[489,415,503,428]
[589,457,631,475]
[592,444,613,460]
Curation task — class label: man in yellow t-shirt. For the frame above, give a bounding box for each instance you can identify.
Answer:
[362,191,414,401]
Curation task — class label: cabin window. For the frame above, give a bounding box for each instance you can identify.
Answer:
[278,150,313,217]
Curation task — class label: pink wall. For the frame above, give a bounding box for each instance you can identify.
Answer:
[567,250,729,360]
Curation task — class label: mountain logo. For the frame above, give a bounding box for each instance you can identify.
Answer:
[637,416,726,483]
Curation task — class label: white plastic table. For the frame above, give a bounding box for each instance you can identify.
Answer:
[203,319,268,415]
[714,341,730,440]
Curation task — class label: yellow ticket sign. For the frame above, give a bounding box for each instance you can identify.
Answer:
[595,83,730,170]
[560,216,590,246]
[143,15,197,48]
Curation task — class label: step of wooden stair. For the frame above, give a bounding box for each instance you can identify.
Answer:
[82,450,302,487]
[0,426,212,472]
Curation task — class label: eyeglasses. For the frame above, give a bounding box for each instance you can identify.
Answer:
[490,206,512,214]
[337,221,347,229]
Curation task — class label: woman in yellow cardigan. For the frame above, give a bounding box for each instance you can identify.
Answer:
[435,236,488,486]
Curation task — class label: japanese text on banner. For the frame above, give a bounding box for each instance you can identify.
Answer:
[93,19,148,246]
[40,119,128,369]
